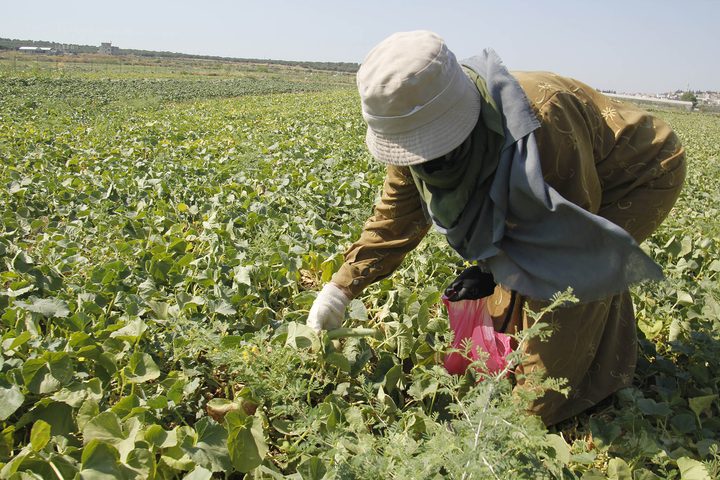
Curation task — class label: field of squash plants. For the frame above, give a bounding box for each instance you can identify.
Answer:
[0,58,719,479]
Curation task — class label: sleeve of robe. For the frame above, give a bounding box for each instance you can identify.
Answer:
[330,165,432,298]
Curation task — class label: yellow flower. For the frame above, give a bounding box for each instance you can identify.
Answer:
[242,346,260,361]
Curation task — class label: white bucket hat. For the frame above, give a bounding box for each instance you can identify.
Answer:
[357,31,482,166]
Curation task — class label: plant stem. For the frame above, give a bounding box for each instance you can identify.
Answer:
[48,459,65,480]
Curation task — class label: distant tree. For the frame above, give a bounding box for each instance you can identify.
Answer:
[680,91,698,107]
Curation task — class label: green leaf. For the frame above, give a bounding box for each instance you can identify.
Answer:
[579,469,607,480]
[46,351,74,383]
[209,299,237,316]
[144,425,178,449]
[142,301,167,321]
[177,292,206,310]
[0,425,15,459]
[110,318,148,343]
[148,393,169,409]
[30,420,51,451]
[149,259,172,283]
[0,385,25,420]
[19,401,75,437]
[416,300,430,330]
[671,413,698,433]
[297,456,327,480]
[111,394,141,419]
[676,290,694,306]
[696,439,720,458]
[183,465,213,480]
[668,318,684,342]
[82,413,141,463]
[125,448,156,479]
[78,399,100,431]
[219,335,244,348]
[688,395,717,419]
[285,321,320,351]
[0,445,29,478]
[606,457,632,480]
[408,376,439,402]
[185,417,231,473]
[23,452,80,479]
[16,297,70,318]
[23,352,74,394]
[637,398,672,416]
[678,235,693,258]
[137,279,157,300]
[83,412,125,445]
[79,439,127,480]
[384,364,403,393]
[589,416,621,450]
[392,322,414,359]
[52,378,104,408]
[118,418,143,463]
[4,330,32,351]
[123,352,160,384]
[546,433,570,465]
[570,451,597,465]
[12,251,34,273]
[325,352,351,373]
[632,468,663,480]
[234,266,252,286]
[677,456,711,480]
[348,299,367,321]
[320,259,335,283]
[225,412,267,473]
[0,284,35,298]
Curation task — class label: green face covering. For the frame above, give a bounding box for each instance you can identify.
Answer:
[409,72,505,229]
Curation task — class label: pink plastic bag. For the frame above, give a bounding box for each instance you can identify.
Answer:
[443,296,512,375]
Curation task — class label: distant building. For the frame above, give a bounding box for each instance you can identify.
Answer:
[697,92,720,106]
[98,42,120,55]
[605,93,693,112]
[60,44,80,55]
[18,46,53,54]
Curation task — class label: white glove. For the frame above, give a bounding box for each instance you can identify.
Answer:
[307,283,351,331]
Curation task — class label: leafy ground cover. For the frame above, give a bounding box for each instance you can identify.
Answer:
[0,59,718,479]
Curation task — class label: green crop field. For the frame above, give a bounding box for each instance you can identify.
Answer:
[0,56,719,479]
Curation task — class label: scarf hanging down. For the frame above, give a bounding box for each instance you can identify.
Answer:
[411,49,663,303]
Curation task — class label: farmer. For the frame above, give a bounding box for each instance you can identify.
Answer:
[307,31,685,425]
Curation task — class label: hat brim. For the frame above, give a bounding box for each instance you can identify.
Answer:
[365,73,482,166]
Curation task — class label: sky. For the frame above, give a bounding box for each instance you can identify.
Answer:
[1,0,718,93]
